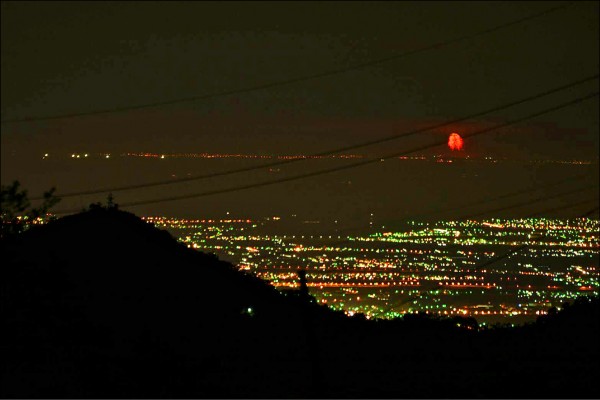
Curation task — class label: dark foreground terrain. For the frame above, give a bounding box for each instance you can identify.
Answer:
[2,208,599,398]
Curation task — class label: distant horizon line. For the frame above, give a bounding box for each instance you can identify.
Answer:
[31,151,600,164]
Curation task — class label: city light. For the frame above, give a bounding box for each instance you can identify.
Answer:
[143,216,599,324]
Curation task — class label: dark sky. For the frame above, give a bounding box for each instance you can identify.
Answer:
[1,1,598,224]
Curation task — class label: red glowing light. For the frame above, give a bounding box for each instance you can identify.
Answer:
[448,133,464,151]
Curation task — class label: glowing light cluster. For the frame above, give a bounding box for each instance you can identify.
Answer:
[448,133,464,151]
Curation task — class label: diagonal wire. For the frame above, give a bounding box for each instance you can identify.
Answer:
[408,171,594,221]
[294,185,599,254]
[461,184,598,219]
[1,2,574,125]
[34,74,599,200]
[72,91,598,211]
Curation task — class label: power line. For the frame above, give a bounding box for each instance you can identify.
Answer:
[1,2,572,125]
[49,91,599,214]
[407,171,594,220]
[286,187,599,254]
[582,207,600,218]
[100,93,600,208]
[462,184,597,219]
[228,168,597,249]
[34,73,599,200]
[528,197,598,217]
[281,171,596,245]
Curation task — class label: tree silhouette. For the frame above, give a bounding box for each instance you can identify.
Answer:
[298,269,309,299]
[87,193,118,211]
[106,192,118,209]
[0,180,60,238]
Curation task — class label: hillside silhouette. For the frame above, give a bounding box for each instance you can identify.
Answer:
[2,208,598,398]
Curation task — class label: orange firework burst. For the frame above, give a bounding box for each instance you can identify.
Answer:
[448,133,464,151]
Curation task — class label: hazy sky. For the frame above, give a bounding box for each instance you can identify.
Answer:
[1,1,598,222]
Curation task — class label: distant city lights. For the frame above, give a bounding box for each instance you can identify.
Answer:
[143,216,599,324]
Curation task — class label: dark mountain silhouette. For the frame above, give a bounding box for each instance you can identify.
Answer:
[2,208,598,398]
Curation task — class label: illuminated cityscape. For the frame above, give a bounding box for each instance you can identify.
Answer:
[2,2,599,397]
[144,215,599,325]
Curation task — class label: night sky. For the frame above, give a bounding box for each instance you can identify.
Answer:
[1,1,598,224]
